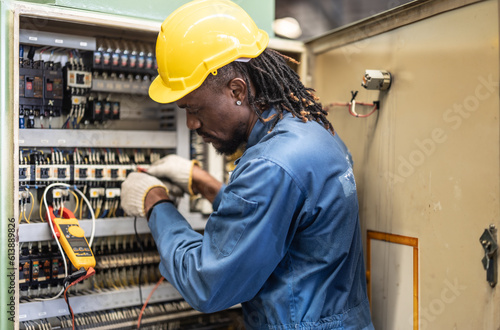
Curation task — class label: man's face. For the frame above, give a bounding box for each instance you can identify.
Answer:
[176,80,256,156]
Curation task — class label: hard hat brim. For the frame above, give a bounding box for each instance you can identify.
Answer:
[149,74,196,104]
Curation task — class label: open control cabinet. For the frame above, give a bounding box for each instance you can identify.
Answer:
[12,3,243,329]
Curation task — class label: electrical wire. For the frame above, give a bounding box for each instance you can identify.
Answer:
[326,90,379,118]
[64,267,96,330]
[100,209,108,218]
[19,201,24,224]
[137,276,164,329]
[134,216,144,306]
[39,190,47,223]
[27,190,34,223]
[22,201,28,224]
[19,190,29,224]
[70,190,80,215]
[112,202,118,218]
[348,101,378,118]
[80,195,85,219]
[79,185,87,220]
[326,101,378,118]
[108,203,113,218]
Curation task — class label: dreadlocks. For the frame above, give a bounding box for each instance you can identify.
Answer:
[203,48,334,134]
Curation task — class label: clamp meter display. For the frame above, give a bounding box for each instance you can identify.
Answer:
[46,206,96,271]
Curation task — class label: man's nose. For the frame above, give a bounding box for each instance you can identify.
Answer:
[186,113,201,130]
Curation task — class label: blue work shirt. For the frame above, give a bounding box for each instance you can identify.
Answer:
[149,108,374,329]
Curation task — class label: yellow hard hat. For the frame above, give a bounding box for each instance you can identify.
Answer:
[149,0,269,104]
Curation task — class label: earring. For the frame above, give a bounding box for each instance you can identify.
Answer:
[236,100,242,106]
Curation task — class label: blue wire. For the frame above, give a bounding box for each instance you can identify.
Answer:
[61,117,70,129]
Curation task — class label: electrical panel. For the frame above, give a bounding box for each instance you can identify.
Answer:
[14,9,240,330]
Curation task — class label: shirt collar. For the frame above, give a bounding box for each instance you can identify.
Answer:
[246,107,278,148]
[234,108,278,166]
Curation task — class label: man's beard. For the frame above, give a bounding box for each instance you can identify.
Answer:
[197,123,247,156]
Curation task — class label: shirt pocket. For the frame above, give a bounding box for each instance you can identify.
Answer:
[209,191,258,257]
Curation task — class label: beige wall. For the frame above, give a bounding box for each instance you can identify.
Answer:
[311,0,499,328]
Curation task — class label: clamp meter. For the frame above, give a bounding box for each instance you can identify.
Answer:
[46,206,96,271]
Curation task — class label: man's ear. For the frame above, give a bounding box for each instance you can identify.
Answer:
[228,78,247,102]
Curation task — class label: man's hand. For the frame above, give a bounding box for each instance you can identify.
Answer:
[148,154,223,203]
[144,186,170,218]
[147,154,199,195]
[162,180,185,204]
[121,172,169,218]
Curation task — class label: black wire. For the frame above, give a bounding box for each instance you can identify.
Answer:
[134,216,145,327]
[27,46,35,61]
[63,281,71,309]
[350,90,358,103]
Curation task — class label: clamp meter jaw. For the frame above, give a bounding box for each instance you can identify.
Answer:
[46,206,96,271]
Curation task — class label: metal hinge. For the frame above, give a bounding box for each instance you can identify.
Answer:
[479,224,498,287]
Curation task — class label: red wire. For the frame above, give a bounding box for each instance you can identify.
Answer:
[137,276,165,329]
[348,103,378,118]
[63,291,75,329]
[64,267,96,330]
[326,102,378,118]
[327,102,349,107]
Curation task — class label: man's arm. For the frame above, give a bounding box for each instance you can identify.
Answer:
[148,159,304,313]
[190,165,223,203]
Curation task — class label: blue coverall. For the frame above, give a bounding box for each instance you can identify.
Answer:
[149,108,374,329]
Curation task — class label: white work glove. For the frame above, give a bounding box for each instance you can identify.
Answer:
[162,179,184,206]
[163,179,184,198]
[147,154,199,196]
[120,172,169,218]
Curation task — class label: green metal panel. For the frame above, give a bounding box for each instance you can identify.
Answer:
[16,0,54,3]
[22,0,275,36]
[0,0,15,329]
